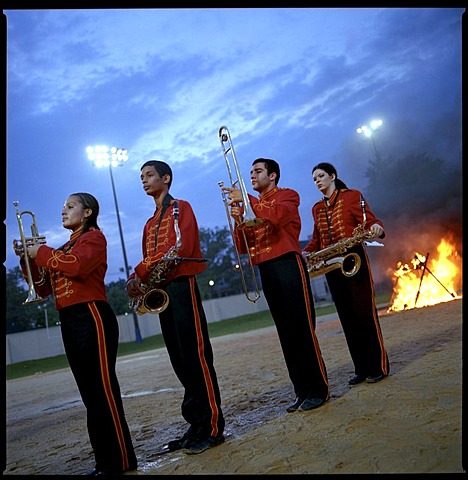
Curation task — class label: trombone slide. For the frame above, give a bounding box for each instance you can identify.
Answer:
[218,125,263,227]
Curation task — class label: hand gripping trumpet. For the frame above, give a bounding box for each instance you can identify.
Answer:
[305,226,374,278]
[13,201,48,304]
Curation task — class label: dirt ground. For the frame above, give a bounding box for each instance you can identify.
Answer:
[3,298,464,475]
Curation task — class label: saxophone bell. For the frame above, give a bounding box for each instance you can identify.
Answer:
[306,229,374,279]
[308,252,361,278]
[135,288,170,315]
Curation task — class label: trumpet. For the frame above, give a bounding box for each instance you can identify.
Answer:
[218,125,261,303]
[13,201,47,304]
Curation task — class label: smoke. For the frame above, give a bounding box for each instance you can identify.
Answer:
[363,152,462,289]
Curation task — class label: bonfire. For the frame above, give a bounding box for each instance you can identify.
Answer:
[387,238,462,312]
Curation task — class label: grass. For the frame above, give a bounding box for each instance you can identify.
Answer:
[6,292,391,381]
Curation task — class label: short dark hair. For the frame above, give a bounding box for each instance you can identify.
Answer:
[141,160,173,189]
[252,158,280,185]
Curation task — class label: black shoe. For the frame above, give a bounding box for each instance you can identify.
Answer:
[182,435,225,455]
[348,374,366,385]
[167,435,193,452]
[286,397,304,413]
[366,374,386,383]
[85,468,120,476]
[298,396,325,411]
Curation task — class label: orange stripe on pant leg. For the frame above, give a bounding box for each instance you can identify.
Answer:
[188,277,221,437]
[88,302,129,471]
[295,255,330,398]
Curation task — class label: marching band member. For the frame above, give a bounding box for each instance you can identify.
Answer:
[223,158,329,413]
[304,162,389,385]
[14,192,137,476]
[126,160,225,455]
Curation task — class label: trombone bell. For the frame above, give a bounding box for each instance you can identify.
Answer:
[24,286,48,305]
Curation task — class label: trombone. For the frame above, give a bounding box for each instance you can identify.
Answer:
[219,126,263,227]
[13,201,47,305]
[218,125,261,303]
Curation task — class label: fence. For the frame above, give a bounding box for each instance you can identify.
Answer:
[6,275,333,365]
[5,291,270,365]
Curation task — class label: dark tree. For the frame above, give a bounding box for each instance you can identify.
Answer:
[106,279,132,315]
[6,266,59,333]
[197,226,250,299]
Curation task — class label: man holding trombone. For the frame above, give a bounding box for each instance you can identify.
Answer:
[222,157,329,413]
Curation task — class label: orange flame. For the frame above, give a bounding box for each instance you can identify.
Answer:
[387,238,462,312]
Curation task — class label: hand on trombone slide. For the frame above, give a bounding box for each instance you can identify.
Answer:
[221,185,243,204]
[221,185,245,224]
[12,239,25,257]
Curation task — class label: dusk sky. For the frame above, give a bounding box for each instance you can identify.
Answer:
[4,7,464,284]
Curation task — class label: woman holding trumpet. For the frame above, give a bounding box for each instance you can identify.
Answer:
[304,162,389,386]
[13,193,137,476]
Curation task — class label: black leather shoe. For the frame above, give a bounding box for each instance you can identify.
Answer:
[366,374,385,383]
[348,374,366,385]
[167,436,193,452]
[85,468,119,476]
[298,396,325,411]
[286,396,304,413]
[182,434,225,455]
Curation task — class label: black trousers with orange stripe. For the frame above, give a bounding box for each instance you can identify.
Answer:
[159,275,225,440]
[325,244,390,378]
[59,301,137,473]
[258,252,329,402]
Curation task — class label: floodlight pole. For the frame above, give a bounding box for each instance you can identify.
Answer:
[108,165,143,344]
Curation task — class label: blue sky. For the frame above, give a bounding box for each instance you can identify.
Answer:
[4,7,464,284]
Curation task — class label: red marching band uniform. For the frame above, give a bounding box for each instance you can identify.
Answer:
[19,226,137,474]
[304,188,390,381]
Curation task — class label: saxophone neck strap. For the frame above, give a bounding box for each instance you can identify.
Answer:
[153,194,175,250]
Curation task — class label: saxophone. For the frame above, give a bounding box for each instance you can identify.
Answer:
[130,201,207,315]
[305,226,374,278]
[130,202,183,315]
